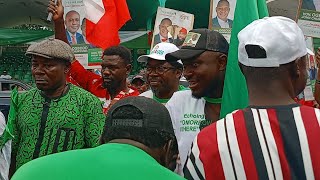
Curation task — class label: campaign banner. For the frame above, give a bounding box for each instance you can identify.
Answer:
[152,7,194,49]
[303,37,316,101]
[209,0,236,42]
[63,0,102,69]
[297,0,320,38]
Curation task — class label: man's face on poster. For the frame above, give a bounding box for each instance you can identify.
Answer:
[159,19,172,38]
[178,32,187,40]
[192,34,198,41]
[65,11,81,34]
[216,1,230,21]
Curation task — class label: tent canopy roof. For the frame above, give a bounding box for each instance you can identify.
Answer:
[0,0,300,29]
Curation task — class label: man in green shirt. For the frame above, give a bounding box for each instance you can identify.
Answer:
[12,97,185,180]
[9,38,105,174]
[138,42,186,104]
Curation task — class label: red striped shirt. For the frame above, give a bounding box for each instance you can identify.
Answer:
[184,104,320,180]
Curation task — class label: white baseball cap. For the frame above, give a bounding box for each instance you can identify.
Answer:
[238,16,309,67]
[137,42,179,63]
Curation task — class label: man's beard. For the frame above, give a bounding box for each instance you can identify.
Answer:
[191,76,222,99]
[103,80,121,94]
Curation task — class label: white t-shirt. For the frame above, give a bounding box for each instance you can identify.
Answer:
[165,90,206,174]
[140,86,188,105]
[0,112,11,180]
[139,90,153,99]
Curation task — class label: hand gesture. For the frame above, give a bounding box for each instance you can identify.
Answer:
[47,0,64,21]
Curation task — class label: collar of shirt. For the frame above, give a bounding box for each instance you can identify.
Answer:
[159,34,170,42]
[217,17,230,28]
[67,31,77,42]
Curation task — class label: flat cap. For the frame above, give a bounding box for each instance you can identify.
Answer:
[26,38,74,62]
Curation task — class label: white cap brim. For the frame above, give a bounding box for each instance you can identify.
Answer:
[137,54,166,63]
[307,48,315,56]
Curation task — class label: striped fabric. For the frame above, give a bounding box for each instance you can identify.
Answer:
[184,104,320,180]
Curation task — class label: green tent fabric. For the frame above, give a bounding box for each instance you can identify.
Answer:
[314,38,320,52]
[220,0,269,118]
[0,28,53,46]
[120,34,149,49]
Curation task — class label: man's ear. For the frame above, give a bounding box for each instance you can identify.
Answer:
[218,54,227,71]
[126,64,132,75]
[64,62,71,74]
[290,57,305,79]
[162,139,177,171]
[175,68,183,79]
[163,139,173,156]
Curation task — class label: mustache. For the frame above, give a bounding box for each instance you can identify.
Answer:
[148,77,161,81]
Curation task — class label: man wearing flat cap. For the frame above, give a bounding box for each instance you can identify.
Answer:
[12,97,184,180]
[9,38,105,174]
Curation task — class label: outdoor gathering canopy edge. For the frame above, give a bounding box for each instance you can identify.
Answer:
[1,0,317,48]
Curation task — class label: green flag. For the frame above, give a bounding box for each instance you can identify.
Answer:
[220,0,269,118]
[0,88,18,149]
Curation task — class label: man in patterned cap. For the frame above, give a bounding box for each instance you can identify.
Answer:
[9,38,105,175]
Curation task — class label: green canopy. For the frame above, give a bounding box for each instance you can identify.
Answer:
[120,34,149,49]
[0,28,54,46]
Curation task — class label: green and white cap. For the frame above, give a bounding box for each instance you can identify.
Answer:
[137,42,180,63]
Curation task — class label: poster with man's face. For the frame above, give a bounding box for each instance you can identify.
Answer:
[152,7,194,49]
[209,0,236,42]
[303,36,316,101]
[62,0,102,69]
[63,0,86,45]
[298,0,320,38]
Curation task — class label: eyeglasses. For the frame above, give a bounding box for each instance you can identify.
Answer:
[146,66,176,75]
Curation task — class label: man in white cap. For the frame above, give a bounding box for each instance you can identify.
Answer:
[184,16,320,180]
[137,42,186,104]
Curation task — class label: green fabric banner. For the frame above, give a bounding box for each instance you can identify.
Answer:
[120,34,149,49]
[220,0,269,118]
[0,28,53,45]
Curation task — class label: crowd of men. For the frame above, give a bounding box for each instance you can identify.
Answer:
[1,0,320,179]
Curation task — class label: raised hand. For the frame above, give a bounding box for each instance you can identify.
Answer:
[47,0,64,21]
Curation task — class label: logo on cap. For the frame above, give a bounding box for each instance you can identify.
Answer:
[151,45,165,55]
[182,32,201,47]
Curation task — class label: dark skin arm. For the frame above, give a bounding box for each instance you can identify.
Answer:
[314,48,320,105]
[48,0,76,63]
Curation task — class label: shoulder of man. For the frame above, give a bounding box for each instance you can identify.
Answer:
[165,90,195,109]
[139,90,153,98]
[69,84,101,102]
[17,88,38,102]
[76,32,84,38]
[154,34,160,41]
[183,110,242,179]
[169,89,193,100]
